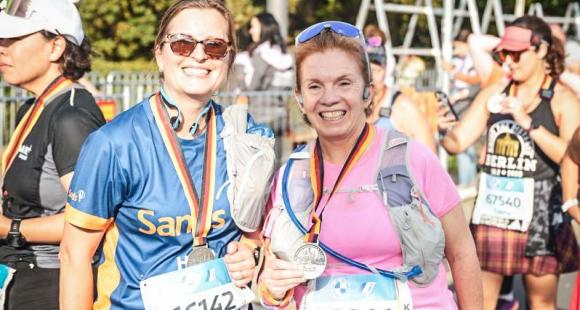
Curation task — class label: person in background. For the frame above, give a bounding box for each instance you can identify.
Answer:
[258,21,482,309]
[440,16,579,309]
[467,33,507,88]
[550,23,580,97]
[0,0,105,309]
[233,12,293,155]
[563,126,580,310]
[59,1,269,309]
[363,24,396,88]
[442,29,480,187]
[234,12,293,92]
[396,54,426,88]
[365,35,437,153]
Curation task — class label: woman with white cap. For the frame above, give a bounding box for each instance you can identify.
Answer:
[440,15,579,309]
[0,0,105,309]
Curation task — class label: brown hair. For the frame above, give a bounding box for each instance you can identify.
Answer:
[295,29,370,90]
[41,31,91,81]
[363,24,387,44]
[511,15,565,78]
[154,0,237,71]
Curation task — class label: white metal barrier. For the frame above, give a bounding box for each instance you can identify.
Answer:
[0,70,441,145]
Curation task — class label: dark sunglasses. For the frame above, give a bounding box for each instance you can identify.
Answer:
[163,33,229,59]
[493,46,540,65]
[295,21,371,83]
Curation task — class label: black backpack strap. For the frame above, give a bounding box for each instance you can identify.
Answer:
[539,76,557,101]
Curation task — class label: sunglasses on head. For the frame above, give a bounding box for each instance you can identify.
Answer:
[163,33,229,59]
[295,21,371,83]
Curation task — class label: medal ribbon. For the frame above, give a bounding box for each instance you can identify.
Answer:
[151,93,217,247]
[511,74,550,98]
[2,76,72,175]
[305,123,375,243]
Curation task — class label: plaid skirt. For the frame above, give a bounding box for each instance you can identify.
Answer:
[471,179,578,276]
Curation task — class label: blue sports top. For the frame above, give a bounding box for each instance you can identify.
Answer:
[65,97,260,310]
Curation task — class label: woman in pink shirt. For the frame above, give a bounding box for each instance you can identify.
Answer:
[257,21,483,309]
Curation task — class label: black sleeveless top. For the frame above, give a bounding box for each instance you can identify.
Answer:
[482,77,559,180]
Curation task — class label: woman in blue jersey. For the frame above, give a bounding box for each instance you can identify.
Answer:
[59,1,269,309]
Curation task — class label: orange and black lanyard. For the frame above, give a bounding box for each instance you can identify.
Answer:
[150,93,217,247]
[304,123,375,243]
[510,75,551,99]
[2,76,72,176]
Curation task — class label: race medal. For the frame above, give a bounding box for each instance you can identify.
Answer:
[487,93,504,114]
[293,242,327,280]
[187,246,215,266]
[298,125,373,280]
[472,173,534,232]
[151,94,219,262]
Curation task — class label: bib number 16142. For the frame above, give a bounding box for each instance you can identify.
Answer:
[173,291,235,310]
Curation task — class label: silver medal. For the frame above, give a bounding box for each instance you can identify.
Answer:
[487,93,505,113]
[293,243,327,280]
[187,246,215,266]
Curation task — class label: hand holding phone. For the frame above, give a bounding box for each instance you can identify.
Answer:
[435,91,459,120]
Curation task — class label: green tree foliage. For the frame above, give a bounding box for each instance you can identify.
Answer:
[79,0,173,61]
[80,0,578,66]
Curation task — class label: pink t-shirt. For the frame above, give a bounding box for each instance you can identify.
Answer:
[265,128,461,309]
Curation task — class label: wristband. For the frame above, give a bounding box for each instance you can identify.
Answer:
[525,118,540,133]
[562,198,579,213]
[259,281,293,309]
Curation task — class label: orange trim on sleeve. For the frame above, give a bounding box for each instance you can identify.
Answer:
[65,203,112,230]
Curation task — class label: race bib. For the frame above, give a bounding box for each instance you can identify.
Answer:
[301,274,413,310]
[140,259,255,310]
[472,173,534,232]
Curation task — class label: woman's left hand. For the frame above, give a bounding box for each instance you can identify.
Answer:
[223,241,256,287]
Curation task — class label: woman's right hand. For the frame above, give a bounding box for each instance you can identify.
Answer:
[436,104,458,134]
[260,250,306,300]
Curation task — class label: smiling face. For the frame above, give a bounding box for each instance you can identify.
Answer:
[155,8,231,103]
[298,48,368,144]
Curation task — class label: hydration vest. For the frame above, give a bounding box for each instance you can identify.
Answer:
[220,103,276,232]
[268,130,446,285]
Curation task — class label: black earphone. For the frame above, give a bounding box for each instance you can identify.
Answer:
[159,90,209,135]
[363,86,370,101]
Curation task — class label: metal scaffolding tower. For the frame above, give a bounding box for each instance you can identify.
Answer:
[356,0,580,90]
[355,0,481,92]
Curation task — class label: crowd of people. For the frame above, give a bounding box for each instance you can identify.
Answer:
[0,0,578,309]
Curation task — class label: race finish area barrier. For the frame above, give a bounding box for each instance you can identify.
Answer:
[1,69,442,168]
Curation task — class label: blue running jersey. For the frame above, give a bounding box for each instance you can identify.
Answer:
[65,98,261,310]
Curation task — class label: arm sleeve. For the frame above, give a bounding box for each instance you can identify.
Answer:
[409,141,461,217]
[52,93,104,176]
[64,130,125,230]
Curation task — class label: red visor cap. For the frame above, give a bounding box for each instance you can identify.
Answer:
[495,26,534,51]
